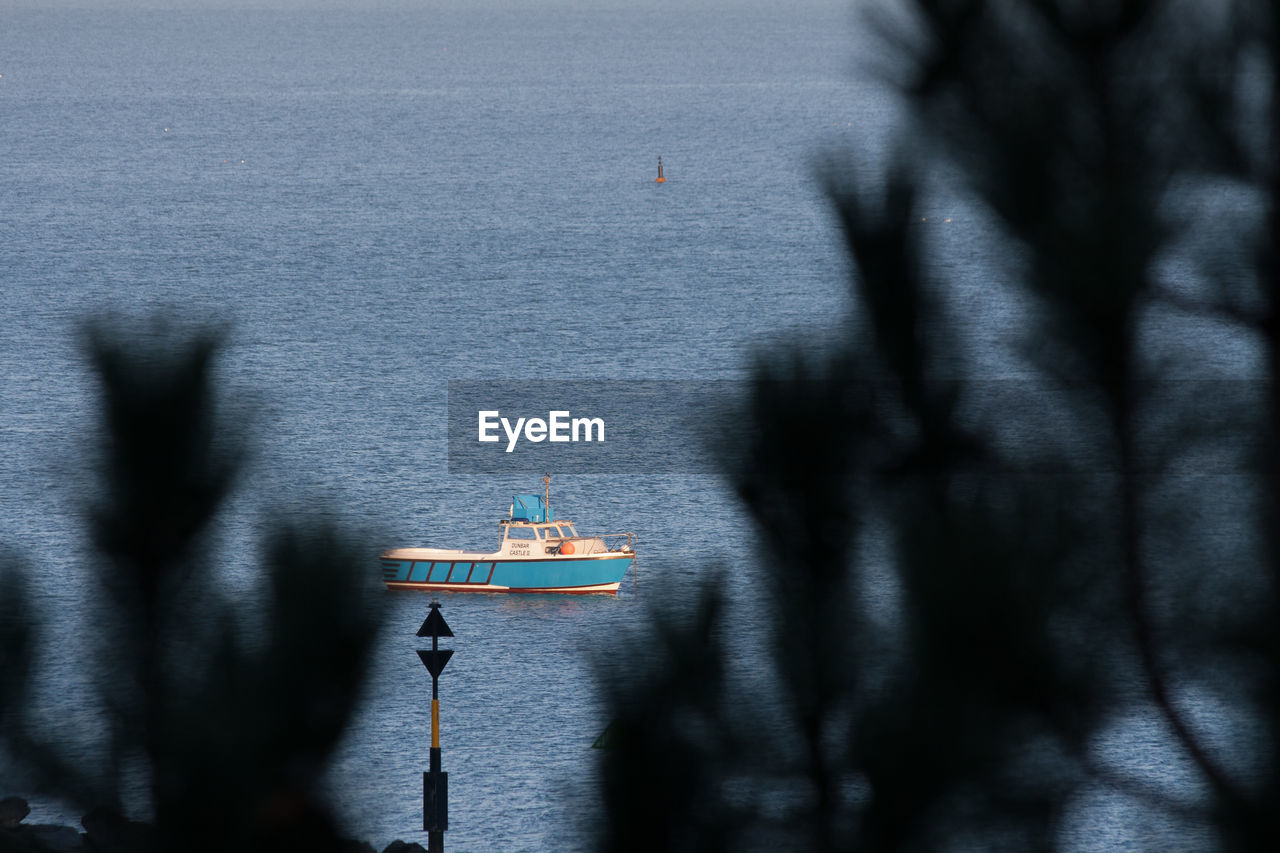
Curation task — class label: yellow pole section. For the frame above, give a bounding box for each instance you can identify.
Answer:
[432,699,440,748]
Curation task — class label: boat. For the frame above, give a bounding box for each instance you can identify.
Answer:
[381,476,638,594]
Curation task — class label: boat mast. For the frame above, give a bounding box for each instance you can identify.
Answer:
[543,473,551,521]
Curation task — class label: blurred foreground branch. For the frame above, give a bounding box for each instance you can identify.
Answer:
[597,1,1280,850]
[1,321,382,853]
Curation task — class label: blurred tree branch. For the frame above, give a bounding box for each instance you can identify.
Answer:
[597,1,1280,850]
[1,319,382,852]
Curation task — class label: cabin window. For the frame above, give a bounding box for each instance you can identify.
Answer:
[506,527,537,540]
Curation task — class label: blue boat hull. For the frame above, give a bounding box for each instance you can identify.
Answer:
[381,553,632,594]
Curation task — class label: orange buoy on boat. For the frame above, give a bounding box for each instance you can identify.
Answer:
[655,156,666,183]
[561,540,576,555]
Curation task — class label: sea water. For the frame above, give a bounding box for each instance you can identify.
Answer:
[0,2,1234,850]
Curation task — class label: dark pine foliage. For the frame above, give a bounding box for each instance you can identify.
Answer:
[595,1,1280,851]
[0,321,383,853]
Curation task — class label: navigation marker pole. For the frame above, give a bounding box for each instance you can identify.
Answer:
[417,601,455,853]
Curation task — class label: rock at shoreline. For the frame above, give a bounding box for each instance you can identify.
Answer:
[1,796,31,828]
[15,825,84,852]
[1,798,83,852]
[1,798,411,853]
[381,842,427,853]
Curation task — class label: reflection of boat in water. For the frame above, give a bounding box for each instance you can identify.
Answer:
[381,477,638,594]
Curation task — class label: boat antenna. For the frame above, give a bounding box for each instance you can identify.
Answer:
[543,473,551,521]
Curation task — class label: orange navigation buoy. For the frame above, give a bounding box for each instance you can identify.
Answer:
[655,156,666,183]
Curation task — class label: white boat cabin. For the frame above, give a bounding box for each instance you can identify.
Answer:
[498,519,607,558]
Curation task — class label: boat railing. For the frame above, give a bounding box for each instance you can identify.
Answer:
[594,532,638,554]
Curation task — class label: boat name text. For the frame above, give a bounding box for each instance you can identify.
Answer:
[478,410,605,453]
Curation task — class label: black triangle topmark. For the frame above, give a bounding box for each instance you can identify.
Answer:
[418,605,454,638]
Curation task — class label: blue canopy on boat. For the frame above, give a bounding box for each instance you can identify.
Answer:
[511,495,553,523]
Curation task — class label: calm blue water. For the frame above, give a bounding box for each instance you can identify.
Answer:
[0,3,865,849]
[0,3,1235,850]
